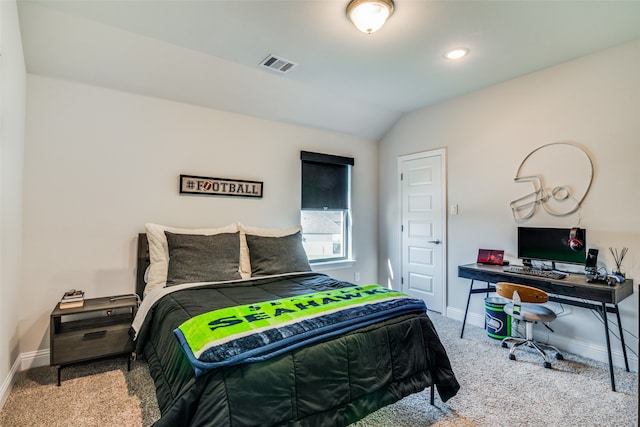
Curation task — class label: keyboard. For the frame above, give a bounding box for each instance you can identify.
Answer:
[503,266,567,280]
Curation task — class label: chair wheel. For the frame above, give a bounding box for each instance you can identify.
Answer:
[502,342,508,348]
[509,354,516,361]
[544,361,552,369]
[556,353,564,360]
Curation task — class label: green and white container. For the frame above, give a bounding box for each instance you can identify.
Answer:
[485,297,512,339]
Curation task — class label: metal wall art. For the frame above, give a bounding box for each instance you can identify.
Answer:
[510,142,593,221]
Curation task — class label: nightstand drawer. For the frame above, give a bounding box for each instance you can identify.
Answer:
[52,323,133,366]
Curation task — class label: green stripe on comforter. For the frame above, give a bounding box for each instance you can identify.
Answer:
[176,284,412,359]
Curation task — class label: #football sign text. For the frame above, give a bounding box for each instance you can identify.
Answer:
[180,175,263,198]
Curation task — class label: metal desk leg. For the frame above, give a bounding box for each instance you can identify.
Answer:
[460,280,475,338]
[614,305,630,372]
[601,302,616,392]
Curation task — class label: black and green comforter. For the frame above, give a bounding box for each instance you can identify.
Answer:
[134,273,460,426]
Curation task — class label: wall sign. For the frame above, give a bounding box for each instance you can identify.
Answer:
[180,174,263,198]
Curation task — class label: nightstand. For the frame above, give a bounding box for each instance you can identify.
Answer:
[50,294,138,386]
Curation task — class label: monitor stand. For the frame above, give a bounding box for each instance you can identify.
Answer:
[522,259,556,271]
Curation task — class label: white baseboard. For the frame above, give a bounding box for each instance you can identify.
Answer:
[20,349,50,370]
[446,306,638,373]
[0,349,50,412]
[0,355,22,411]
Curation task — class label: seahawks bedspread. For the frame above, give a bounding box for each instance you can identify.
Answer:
[174,284,427,375]
[134,273,460,427]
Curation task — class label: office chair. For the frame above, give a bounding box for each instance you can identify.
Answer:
[496,282,564,368]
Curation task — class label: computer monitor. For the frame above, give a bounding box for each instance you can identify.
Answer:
[517,227,586,268]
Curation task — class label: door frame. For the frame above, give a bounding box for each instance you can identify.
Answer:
[397,148,448,315]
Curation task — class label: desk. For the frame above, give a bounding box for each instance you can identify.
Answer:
[458,263,634,391]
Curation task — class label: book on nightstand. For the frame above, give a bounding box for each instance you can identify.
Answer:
[59,289,85,309]
[59,299,84,309]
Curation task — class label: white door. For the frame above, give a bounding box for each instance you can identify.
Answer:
[399,150,446,313]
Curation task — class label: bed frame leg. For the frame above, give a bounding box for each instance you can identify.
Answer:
[430,385,435,405]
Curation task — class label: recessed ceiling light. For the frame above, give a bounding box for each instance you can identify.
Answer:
[445,48,469,60]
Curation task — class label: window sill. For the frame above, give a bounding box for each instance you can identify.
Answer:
[310,259,356,271]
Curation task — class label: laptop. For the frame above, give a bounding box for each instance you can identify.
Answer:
[477,249,505,265]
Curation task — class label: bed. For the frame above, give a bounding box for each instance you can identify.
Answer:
[132,223,459,426]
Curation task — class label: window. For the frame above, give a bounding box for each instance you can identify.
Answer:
[300,151,354,263]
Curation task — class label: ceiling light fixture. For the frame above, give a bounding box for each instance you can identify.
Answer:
[445,48,469,60]
[346,0,395,34]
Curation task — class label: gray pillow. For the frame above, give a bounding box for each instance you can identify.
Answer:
[245,231,311,276]
[165,231,242,286]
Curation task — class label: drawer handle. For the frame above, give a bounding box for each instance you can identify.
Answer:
[83,330,107,340]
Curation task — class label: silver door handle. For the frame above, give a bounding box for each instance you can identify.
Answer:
[428,239,441,244]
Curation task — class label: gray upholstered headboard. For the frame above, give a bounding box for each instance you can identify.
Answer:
[136,233,150,300]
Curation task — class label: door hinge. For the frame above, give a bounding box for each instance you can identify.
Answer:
[401,277,404,285]
[400,173,403,180]
[401,224,404,232]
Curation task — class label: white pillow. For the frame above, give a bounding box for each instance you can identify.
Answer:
[238,223,303,276]
[144,222,239,295]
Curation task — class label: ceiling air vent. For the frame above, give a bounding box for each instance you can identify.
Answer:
[260,54,297,74]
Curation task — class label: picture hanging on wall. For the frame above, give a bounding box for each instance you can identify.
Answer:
[179,174,263,198]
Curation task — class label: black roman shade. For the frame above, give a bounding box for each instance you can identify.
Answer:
[301,151,354,210]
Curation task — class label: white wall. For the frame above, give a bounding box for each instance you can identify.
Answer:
[0,0,26,406]
[21,75,378,358]
[379,41,639,370]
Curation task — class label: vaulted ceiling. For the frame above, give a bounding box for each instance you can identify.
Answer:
[17,0,640,140]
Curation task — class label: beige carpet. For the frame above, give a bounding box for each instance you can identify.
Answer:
[0,314,637,426]
[0,357,160,427]
[355,311,639,426]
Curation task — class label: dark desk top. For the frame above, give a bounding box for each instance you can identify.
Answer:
[458,263,634,305]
